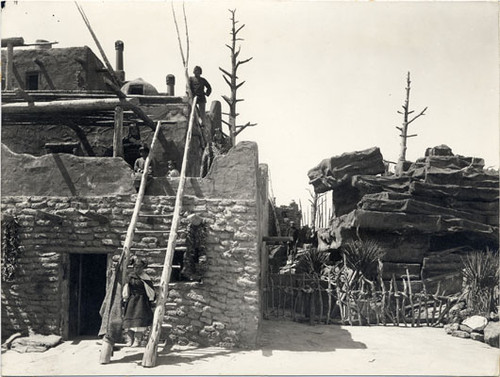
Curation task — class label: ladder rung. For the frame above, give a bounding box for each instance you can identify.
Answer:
[130,247,166,251]
[134,230,170,234]
[127,246,186,252]
[138,214,173,217]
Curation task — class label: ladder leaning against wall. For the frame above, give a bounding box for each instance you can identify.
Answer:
[99,98,199,365]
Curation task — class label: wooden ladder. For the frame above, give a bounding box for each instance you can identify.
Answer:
[142,97,199,367]
[99,120,162,364]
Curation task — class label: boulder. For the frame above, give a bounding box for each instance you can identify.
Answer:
[484,321,500,348]
[307,147,385,193]
[462,315,488,332]
[425,145,454,157]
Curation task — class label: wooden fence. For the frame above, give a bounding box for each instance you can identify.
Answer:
[263,270,459,326]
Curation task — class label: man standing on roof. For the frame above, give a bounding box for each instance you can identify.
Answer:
[189,66,212,128]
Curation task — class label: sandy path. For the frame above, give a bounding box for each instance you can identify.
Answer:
[2,320,498,375]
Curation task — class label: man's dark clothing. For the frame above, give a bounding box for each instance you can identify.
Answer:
[189,76,212,103]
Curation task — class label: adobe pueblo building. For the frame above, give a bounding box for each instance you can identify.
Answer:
[1,38,269,347]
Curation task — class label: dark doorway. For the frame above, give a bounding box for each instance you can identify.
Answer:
[69,253,107,338]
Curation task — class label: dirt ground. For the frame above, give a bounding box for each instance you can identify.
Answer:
[1,319,499,376]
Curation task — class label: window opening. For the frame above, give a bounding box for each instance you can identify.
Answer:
[26,72,39,90]
[128,84,144,95]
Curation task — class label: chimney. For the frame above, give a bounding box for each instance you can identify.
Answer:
[166,74,175,96]
[115,40,125,82]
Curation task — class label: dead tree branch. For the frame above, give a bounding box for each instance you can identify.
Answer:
[219,9,256,146]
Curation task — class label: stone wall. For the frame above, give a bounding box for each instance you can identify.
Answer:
[1,141,266,348]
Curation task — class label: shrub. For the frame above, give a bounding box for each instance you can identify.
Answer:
[461,248,499,315]
[341,239,385,282]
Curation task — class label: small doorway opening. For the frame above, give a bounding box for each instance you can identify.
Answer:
[68,253,108,338]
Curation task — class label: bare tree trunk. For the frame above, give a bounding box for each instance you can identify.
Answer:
[395,72,427,176]
[220,9,256,146]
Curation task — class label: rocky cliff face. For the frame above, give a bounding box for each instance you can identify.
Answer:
[308,145,499,292]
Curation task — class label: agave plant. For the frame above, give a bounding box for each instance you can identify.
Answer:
[341,239,385,283]
[461,248,499,314]
[297,247,331,277]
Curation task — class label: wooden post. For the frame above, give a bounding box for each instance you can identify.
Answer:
[142,98,198,368]
[99,121,161,364]
[6,42,14,90]
[406,269,415,327]
[270,274,275,317]
[113,106,124,158]
[99,337,114,364]
[392,274,400,326]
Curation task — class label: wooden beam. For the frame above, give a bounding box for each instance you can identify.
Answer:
[262,236,293,244]
[2,97,139,114]
[113,106,124,157]
[6,42,14,90]
[1,37,24,47]
[104,78,156,130]
[34,58,56,90]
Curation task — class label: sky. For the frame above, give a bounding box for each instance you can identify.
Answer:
[2,0,499,213]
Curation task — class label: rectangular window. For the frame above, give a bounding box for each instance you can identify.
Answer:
[26,72,39,90]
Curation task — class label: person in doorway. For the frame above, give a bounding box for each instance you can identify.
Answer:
[189,66,212,127]
[287,221,299,262]
[133,145,154,192]
[166,160,180,178]
[122,257,155,347]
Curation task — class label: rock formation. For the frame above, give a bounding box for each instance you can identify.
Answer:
[308,145,499,292]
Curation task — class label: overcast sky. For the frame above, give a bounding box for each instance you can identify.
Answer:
[2,1,499,211]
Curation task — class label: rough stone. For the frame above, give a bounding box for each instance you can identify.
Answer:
[308,147,385,193]
[462,315,488,332]
[451,330,471,339]
[484,321,500,348]
[470,332,484,342]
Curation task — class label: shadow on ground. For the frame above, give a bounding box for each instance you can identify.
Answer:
[110,319,366,366]
[258,319,366,356]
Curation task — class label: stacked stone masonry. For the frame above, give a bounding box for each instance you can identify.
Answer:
[1,194,260,347]
[1,141,266,348]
